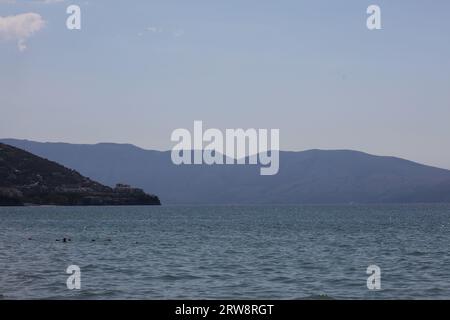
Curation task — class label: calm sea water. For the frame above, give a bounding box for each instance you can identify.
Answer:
[1,205,450,300]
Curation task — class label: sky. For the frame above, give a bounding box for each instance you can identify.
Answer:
[1,0,450,169]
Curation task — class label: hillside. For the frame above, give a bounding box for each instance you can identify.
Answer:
[2,139,450,204]
[0,143,161,206]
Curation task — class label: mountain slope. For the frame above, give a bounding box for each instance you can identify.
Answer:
[2,138,450,204]
[0,143,161,206]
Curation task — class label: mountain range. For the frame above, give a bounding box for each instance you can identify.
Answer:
[2,138,450,204]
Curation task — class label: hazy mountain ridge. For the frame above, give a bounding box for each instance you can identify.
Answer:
[2,138,450,204]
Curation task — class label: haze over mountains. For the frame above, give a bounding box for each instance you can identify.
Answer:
[2,138,450,205]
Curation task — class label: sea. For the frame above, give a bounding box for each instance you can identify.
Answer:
[1,205,450,300]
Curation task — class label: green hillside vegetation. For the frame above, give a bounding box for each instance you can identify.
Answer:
[0,143,160,206]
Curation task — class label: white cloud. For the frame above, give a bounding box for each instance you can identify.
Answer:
[0,0,66,4]
[0,0,65,4]
[173,28,184,38]
[0,12,45,51]
[139,26,185,38]
[34,0,65,3]
[146,27,163,33]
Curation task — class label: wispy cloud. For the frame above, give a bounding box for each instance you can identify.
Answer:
[172,28,184,38]
[138,26,185,38]
[0,0,65,4]
[146,26,163,34]
[0,12,45,51]
[38,0,65,3]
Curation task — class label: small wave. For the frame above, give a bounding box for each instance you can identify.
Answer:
[301,294,334,300]
[157,274,202,281]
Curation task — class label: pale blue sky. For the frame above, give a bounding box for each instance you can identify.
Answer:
[1,0,450,168]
